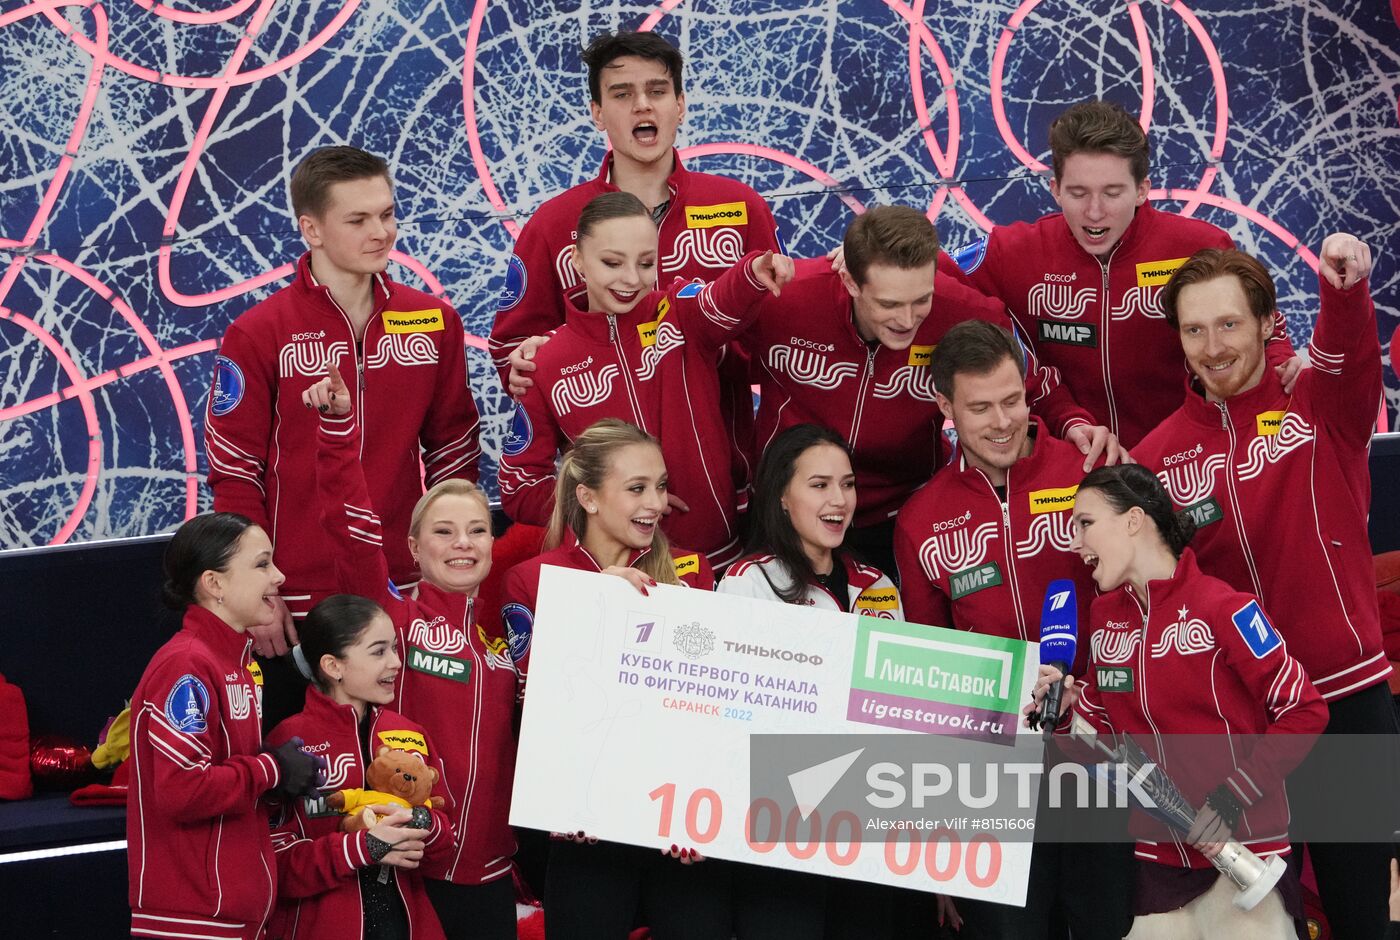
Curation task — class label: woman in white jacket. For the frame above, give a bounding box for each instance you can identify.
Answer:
[720,424,902,619]
[718,423,903,939]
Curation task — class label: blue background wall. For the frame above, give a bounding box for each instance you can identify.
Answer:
[2,0,1397,548]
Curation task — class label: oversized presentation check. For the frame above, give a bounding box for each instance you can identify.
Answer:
[511,566,1044,905]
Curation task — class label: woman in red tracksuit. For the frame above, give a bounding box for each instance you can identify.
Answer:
[1033,464,1327,937]
[496,190,792,570]
[128,513,320,940]
[266,594,455,939]
[497,417,726,940]
[300,366,518,939]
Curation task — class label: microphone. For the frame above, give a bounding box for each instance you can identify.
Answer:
[1036,579,1078,738]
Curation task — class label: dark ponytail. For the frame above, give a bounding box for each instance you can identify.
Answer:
[1077,464,1196,557]
[162,512,256,611]
[299,595,388,691]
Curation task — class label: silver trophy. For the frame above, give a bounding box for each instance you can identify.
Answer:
[1069,715,1286,911]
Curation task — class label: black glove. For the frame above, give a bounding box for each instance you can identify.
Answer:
[267,737,322,799]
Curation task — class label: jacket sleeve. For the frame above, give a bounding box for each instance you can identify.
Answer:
[893,517,954,630]
[745,194,782,254]
[1301,275,1383,448]
[1019,337,1094,436]
[314,411,399,609]
[496,391,562,526]
[205,320,274,530]
[137,659,281,823]
[269,820,373,899]
[716,565,772,602]
[265,722,372,898]
[489,215,568,385]
[672,250,774,354]
[1069,600,1121,739]
[500,564,537,699]
[421,304,481,485]
[1213,595,1328,813]
[419,727,459,863]
[678,552,716,591]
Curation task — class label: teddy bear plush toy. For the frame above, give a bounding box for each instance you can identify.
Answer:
[326,745,444,832]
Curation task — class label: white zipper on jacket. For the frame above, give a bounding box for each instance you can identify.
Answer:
[1097,250,1120,438]
[609,314,648,432]
[322,292,370,460]
[979,469,1027,639]
[1130,582,1187,865]
[847,346,878,449]
[1215,400,1265,598]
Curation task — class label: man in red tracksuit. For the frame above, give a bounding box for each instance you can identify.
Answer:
[1135,234,1394,938]
[207,147,480,647]
[491,31,780,499]
[945,100,1296,448]
[498,250,782,569]
[743,206,1111,577]
[892,319,1128,940]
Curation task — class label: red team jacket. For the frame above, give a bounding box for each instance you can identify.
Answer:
[497,255,775,567]
[500,542,715,692]
[948,204,1292,447]
[1072,550,1327,868]
[893,420,1099,675]
[128,606,281,940]
[743,260,1093,527]
[1135,275,1388,702]
[489,152,781,494]
[266,690,455,940]
[207,254,480,606]
[316,412,517,885]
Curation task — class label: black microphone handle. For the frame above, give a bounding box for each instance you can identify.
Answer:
[1040,659,1070,738]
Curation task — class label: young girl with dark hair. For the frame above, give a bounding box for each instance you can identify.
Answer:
[498,417,725,940]
[128,513,321,939]
[497,191,792,570]
[717,424,903,939]
[266,595,455,939]
[1031,464,1327,937]
[300,365,518,939]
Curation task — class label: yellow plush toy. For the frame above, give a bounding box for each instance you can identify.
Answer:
[327,745,443,832]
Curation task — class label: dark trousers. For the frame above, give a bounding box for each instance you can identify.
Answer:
[544,840,732,940]
[424,875,517,940]
[1290,681,1400,940]
[730,862,827,938]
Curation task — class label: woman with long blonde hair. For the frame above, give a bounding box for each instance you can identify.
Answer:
[498,417,725,939]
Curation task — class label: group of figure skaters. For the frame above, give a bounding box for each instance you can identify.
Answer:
[125,27,1397,940]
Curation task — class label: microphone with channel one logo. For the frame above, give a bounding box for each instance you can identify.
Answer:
[1035,579,1077,739]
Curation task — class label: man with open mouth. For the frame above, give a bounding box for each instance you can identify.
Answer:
[491,30,782,516]
[945,99,1298,453]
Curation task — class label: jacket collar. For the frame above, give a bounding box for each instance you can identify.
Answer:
[294,251,394,321]
[594,150,690,201]
[299,681,375,729]
[952,416,1053,489]
[412,581,474,625]
[1055,201,1159,263]
[561,290,663,345]
[184,604,254,663]
[565,539,654,572]
[1125,547,1202,612]
[1176,365,1284,431]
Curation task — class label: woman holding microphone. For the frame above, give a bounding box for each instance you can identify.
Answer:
[1032,464,1326,937]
